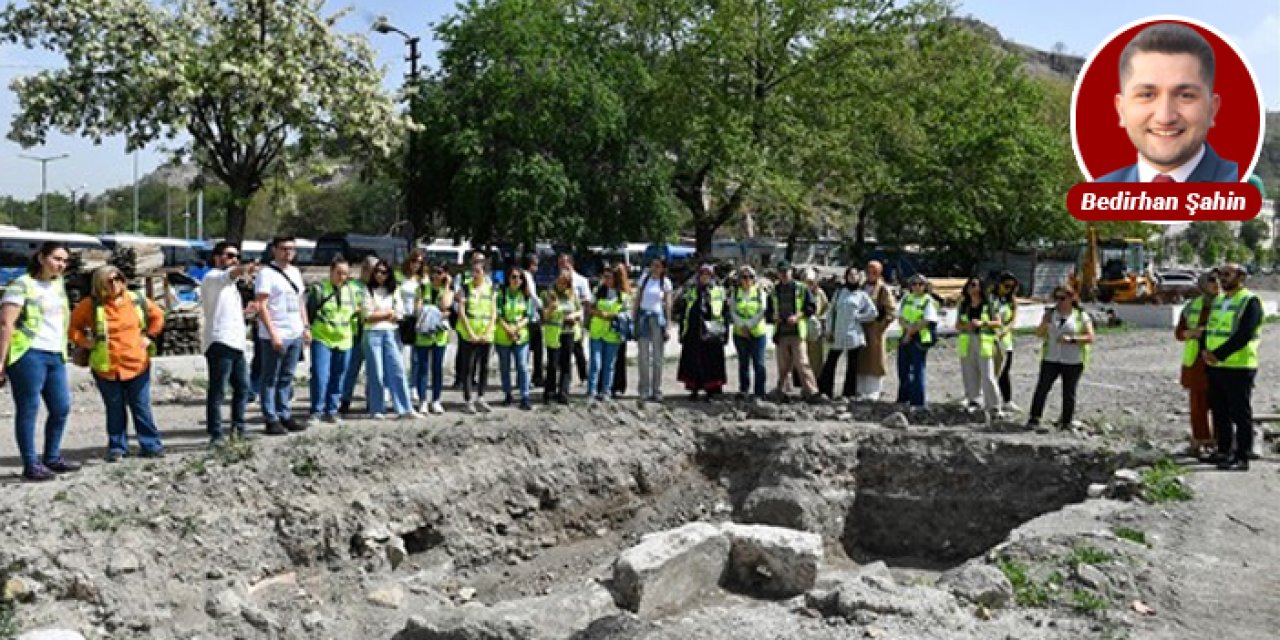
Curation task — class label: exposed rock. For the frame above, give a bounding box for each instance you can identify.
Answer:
[936,563,1014,608]
[240,604,274,630]
[387,535,409,570]
[1106,468,1144,501]
[106,551,142,577]
[721,523,823,597]
[881,412,909,429]
[394,612,535,640]
[301,611,327,631]
[1074,563,1111,592]
[204,588,243,619]
[17,631,87,640]
[611,522,730,618]
[829,574,966,626]
[368,583,407,609]
[3,576,37,602]
[748,401,782,420]
[1086,483,1108,499]
[394,581,616,640]
[740,483,825,533]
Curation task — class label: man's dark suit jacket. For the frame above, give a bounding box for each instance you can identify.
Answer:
[1095,144,1238,182]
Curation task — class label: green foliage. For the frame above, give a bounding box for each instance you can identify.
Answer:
[1070,588,1109,613]
[0,600,17,640]
[86,507,133,533]
[1113,527,1148,547]
[213,439,256,465]
[1067,545,1114,568]
[998,559,1055,607]
[0,0,406,245]
[1140,458,1193,504]
[1240,218,1269,252]
[289,453,322,478]
[1176,240,1195,265]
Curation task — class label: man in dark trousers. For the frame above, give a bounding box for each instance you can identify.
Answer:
[1202,263,1262,471]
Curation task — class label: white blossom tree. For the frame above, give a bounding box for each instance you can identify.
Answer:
[1,0,408,244]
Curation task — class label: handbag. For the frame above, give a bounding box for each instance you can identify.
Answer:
[611,313,635,341]
[702,319,728,343]
[72,345,91,367]
[416,305,446,336]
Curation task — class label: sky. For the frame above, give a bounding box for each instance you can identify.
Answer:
[0,0,1274,202]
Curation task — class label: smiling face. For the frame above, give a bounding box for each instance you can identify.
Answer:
[1115,51,1219,173]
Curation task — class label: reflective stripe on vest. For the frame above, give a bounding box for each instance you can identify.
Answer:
[7,274,69,365]
[311,280,356,350]
[1180,296,1207,368]
[682,285,725,337]
[733,286,771,338]
[1205,288,1260,370]
[996,298,1015,350]
[958,306,996,359]
[461,281,495,341]
[901,294,933,345]
[90,291,150,373]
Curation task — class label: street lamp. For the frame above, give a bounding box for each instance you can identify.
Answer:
[372,16,423,245]
[19,153,69,231]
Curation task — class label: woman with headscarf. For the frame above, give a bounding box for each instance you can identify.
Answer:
[1175,270,1219,457]
[69,265,166,461]
[818,267,878,399]
[955,275,1003,418]
[674,264,728,400]
[991,272,1020,412]
[1027,285,1095,430]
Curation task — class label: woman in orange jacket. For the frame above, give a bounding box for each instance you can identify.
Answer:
[69,266,165,461]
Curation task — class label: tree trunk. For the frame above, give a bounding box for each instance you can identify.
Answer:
[224,186,255,247]
[694,223,715,261]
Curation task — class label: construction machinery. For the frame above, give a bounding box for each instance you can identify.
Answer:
[1074,223,1156,303]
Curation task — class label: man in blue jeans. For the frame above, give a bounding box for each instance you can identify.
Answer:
[199,241,259,444]
[255,236,310,435]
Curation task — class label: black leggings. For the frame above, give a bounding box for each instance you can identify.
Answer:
[998,349,1014,403]
[458,340,491,401]
[545,341,574,399]
[1029,361,1083,426]
[817,348,860,398]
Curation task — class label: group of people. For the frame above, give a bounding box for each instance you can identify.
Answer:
[0,237,1263,482]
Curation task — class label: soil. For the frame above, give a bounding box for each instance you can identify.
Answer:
[0,326,1277,639]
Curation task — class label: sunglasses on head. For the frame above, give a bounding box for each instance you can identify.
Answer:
[110,274,126,283]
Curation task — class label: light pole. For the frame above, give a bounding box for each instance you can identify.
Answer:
[19,153,69,230]
[132,151,140,233]
[66,182,87,232]
[373,16,423,244]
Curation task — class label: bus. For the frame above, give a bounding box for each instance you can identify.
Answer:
[597,243,649,279]
[421,238,472,266]
[0,226,105,289]
[99,234,204,270]
[313,233,410,267]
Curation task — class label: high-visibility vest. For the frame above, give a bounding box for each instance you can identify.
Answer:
[1180,296,1209,368]
[901,293,934,346]
[733,286,771,338]
[541,290,580,349]
[1205,288,1260,370]
[348,281,367,333]
[7,274,68,365]
[995,297,1016,351]
[459,280,496,342]
[309,280,356,351]
[1040,308,1092,369]
[769,284,807,340]
[494,288,532,346]
[90,291,153,373]
[682,285,725,336]
[415,284,451,348]
[589,289,630,344]
[957,305,996,359]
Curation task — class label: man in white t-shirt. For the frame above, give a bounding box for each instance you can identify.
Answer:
[557,253,592,383]
[255,236,310,435]
[200,241,259,444]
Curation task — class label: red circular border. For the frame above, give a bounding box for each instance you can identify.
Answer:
[1072,17,1262,182]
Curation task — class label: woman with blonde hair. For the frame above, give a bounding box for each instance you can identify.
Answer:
[69,265,166,461]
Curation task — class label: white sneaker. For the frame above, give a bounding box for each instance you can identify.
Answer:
[462,401,476,414]
[1003,401,1021,412]
[420,400,431,414]
[400,411,423,421]
[306,415,323,428]
[369,413,386,421]
[476,398,493,413]
[430,401,445,415]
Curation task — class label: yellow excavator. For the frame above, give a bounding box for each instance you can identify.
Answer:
[1074,223,1156,303]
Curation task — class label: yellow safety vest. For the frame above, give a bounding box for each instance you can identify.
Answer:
[415,283,451,348]
[90,291,152,373]
[1040,308,1093,369]
[682,285,725,336]
[1180,296,1208,368]
[901,293,934,345]
[733,286,771,338]
[541,290,580,349]
[7,274,68,365]
[769,285,807,340]
[1205,288,1260,370]
[309,280,356,351]
[589,289,630,344]
[460,280,496,342]
[958,305,996,359]
[494,288,532,346]
[995,297,1016,351]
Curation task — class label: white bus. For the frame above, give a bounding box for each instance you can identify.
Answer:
[0,226,106,287]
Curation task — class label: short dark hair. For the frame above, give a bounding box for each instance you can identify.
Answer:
[1119,23,1215,89]
[271,235,297,247]
[330,255,349,268]
[211,241,235,257]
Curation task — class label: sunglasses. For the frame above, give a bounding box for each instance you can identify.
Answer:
[222,252,239,259]
[1054,295,1069,301]
[375,270,390,275]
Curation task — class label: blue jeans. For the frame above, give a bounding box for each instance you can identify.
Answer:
[496,343,531,402]
[9,349,70,469]
[896,340,928,407]
[259,337,303,423]
[412,344,447,403]
[733,334,768,397]
[249,330,264,401]
[587,339,621,398]
[364,329,412,415]
[309,341,352,417]
[205,342,250,439]
[341,331,365,406]
[95,367,162,454]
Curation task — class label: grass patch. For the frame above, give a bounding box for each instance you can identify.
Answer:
[289,453,322,478]
[1070,588,1109,613]
[998,559,1057,607]
[173,515,199,540]
[1140,458,1193,503]
[1262,314,1280,325]
[1114,527,1149,547]
[1067,545,1115,568]
[0,600,18,640]
[211,438,255,465]
[52,490,69,503]
[85,507,133,533]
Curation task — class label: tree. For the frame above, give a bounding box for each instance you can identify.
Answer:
[1239,218,1269,252]
[1176,239,1195,265]
[1183,221,1233,258]
[1,0,406,246]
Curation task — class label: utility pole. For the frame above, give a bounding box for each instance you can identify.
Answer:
[19,153,69,230]
[132,151,140,233]
[373,16,424,243]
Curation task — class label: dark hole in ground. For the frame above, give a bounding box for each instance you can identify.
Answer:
[403,524,447,555]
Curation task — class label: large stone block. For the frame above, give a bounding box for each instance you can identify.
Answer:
[611,522,730,618]
[720,523,823,597]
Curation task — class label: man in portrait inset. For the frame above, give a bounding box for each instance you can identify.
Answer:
[1097,22,1238,183]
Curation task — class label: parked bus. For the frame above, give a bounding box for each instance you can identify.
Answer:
[0,226,105,289]
[99,234,204,270]
[313,233,409,267]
